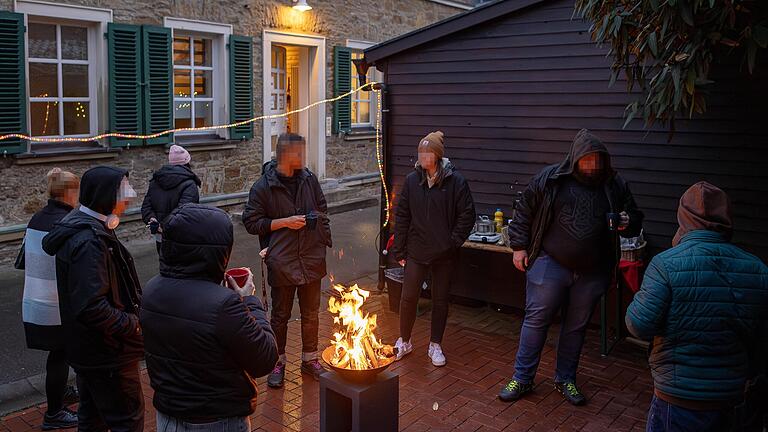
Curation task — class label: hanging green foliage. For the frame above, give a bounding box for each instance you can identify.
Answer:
[574,0,768,130]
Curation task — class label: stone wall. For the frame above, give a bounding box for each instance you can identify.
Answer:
[0,0,463,230]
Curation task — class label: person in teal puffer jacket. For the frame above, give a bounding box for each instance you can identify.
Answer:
[626,181,768,432]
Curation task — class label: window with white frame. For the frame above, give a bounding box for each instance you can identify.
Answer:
[165,18,231,138]
[172,34,215,132]
[350,51,377,128]
[27,20,95,138]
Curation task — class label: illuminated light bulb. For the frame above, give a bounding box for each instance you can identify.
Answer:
[292,0,312,11]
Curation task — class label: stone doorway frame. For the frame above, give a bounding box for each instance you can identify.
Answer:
[262,29,326,178]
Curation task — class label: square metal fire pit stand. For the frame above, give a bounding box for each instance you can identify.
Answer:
[319,370,398,432]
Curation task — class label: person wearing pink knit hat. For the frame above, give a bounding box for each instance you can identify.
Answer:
[141,144,201,257]
[168,144,191,166]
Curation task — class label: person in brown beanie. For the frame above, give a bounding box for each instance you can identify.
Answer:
[627,181,768,432]
[392,131,476,367]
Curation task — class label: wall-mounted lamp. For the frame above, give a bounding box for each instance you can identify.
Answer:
[292,0,312,11]
[352,57,370,86]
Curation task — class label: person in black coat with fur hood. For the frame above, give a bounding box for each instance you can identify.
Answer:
[141,145,200,255]
[391,131,476,368]
[43,166,144,432]
[141,204,278,431]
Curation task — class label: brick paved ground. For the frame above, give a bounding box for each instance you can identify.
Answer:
[1,276,652,431]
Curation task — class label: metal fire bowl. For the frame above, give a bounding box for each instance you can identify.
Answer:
[321,346,395,383]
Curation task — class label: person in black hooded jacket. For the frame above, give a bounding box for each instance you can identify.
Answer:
[140,145,200,255]
[242,133,331,388]
[391,131,476,368]
[140,204,277,431]
[498,129,643,406]
[42,166,144,432]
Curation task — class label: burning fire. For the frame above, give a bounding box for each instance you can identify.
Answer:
[328,284,394,370]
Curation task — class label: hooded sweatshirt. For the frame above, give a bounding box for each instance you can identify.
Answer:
[508,129,644,268]
[672,181,732,246]
[42,166,143,370]
[541,132,613,271]
[141,164,201,227]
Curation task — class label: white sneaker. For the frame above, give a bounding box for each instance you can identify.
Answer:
[394,337,413,361]
[428,342,446,367]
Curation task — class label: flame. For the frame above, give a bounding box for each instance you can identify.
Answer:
[328,284,393,370]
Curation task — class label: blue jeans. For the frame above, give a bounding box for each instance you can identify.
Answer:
[646,395,732,432]
[156,412,250,432]
[513,252,608,384]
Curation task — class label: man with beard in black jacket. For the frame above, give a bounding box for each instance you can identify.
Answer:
[243,133,332,388]
[499,129,643,406]
[43,166,144,432]
[141,145,200,255]
[140,204,278,431]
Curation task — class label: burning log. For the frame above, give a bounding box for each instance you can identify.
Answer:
[325,284,394,373]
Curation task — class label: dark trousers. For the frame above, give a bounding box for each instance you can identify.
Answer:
[75,362,144,432]
[270,280,321,357]
[646,395,732,432]
[512,252,609,384]
[399,258,454,344]
[45,349,70,414]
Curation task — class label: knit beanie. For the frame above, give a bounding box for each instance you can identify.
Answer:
[168,145,191,165]
[418,131,445,160]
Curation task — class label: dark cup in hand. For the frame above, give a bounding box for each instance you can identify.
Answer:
[606,212,620,231]
[305,212,318,230]
[149,220,160,235]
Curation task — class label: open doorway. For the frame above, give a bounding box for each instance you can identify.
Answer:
[262,31,326,177]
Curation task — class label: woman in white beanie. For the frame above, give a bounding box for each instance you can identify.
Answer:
[141,145,201,256]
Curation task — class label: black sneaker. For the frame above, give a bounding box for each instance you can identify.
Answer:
[63,385,79,405]
[498,379,533,402]
[300,359,327,381]
[267,362,285,388]
[554,381,586,406]
[42,408,77,430]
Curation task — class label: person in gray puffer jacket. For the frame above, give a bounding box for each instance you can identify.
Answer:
[626,181,768,432]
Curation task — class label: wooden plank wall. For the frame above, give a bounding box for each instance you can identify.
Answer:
[384,0,768,259]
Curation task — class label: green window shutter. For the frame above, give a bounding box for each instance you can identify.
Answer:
[229,35,253,140]
[0,12,27,155]
[333,46,352,134]
[108,23,142,148]
[141,26,172,146]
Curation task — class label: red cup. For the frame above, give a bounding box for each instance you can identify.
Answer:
[225,267,250,288]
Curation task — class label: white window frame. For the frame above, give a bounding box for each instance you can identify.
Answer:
[164,17,231,138]
[16,0,111,146]
[346,40,380,129]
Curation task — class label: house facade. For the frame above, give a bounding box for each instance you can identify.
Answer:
[0,0,473,262]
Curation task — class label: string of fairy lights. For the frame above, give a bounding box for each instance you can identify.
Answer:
[0,82,392,227]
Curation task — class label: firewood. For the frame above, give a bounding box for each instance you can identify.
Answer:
[364,339,379,368]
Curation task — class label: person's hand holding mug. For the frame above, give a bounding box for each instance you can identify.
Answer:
[226,269,255,297]
[513,250,528,272]
[398,259,406,267]
[619,211,630,231]
[283,215,306,230]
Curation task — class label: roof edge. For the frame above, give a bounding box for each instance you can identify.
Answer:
[365,0,548,64]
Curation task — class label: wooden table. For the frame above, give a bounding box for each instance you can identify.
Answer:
[461,241,514,254]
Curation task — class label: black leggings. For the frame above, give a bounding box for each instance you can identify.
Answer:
[45,349,69,414]
[399,259,454,344]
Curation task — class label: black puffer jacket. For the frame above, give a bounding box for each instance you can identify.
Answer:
[242,161,331,287]
[42,167,143,370]
[141,164,200,225]
[508,129,644,267]
[141,204,278,422]
[393,159,476,264]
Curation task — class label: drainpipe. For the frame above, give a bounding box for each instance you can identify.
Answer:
[376,80,390,292]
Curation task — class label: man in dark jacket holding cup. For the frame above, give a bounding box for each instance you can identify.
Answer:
[243,133,332,388]
[501,129,643,406]
[141,204,278,431]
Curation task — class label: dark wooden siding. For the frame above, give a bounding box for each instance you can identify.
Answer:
[383,0,768,260]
